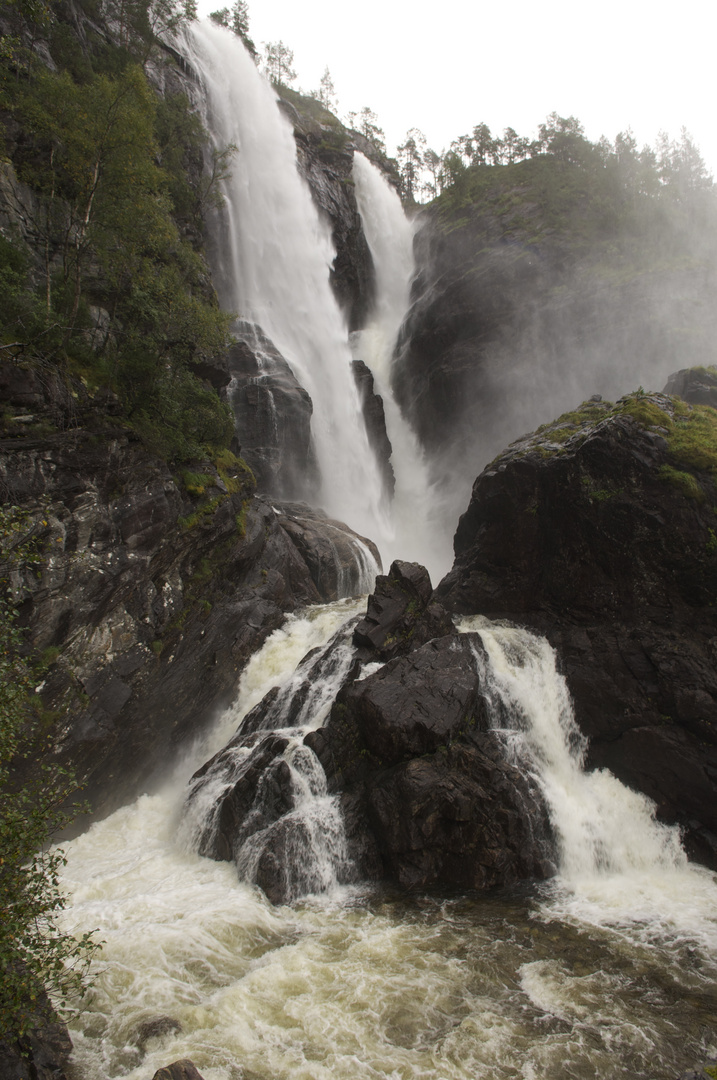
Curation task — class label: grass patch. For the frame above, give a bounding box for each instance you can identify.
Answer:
[658,465,705,502]
[667,404,717,477]
[180,469,210,498]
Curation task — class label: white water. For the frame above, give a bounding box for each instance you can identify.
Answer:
[53,22,717,1079]
[185,22,391,549]
[459,615,717,947]
[351,153,452,581]
[59,607,717,1079]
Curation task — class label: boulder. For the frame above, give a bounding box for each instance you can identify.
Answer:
[352,559,453,661]
[314,632,554,891]
[152,1061,205,1080]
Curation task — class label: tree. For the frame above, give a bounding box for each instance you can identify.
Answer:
[347,106,386,154]
[316,67,337,112]
[397,127,426,202]
[0,507,99,1038]
[422,147,443,198]
[262,40,296,86]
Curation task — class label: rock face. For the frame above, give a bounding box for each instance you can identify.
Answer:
[436,391,717,865]
[225,323,317,499]
[190,560,554,900]
[1,372,381,824]
[280,93,400,331]
[351,359,395,498]
[315,630,554,892]
[392,168,717,505]
[664,365,717,409]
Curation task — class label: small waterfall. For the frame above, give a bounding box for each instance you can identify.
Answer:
[351,153,453,580]
[460,616,717,936]
[182,609,362,902]
[184,22,390,544]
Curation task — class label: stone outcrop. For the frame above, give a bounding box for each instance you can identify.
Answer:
[1,367,380,824]
[225,322,317,499]
[351,359,395,498]
[436,391,717,865]
[280,93,400,331]
[0,995,72,1080]
[664,365,717,409]
[190,560,554,900]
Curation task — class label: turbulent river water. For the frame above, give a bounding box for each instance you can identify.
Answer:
[60,601,717,1080]
[55,21,717,1080]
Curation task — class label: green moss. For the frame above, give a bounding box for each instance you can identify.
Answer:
[180,469,209,498]
[178,496,223,531]
[667,404,717,477]
[39,645,60,668]
[707,529,717,556]
[658,465,705,502]
[615,394,671,429]
[150,640,164,656]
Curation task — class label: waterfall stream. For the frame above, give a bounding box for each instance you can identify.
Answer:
[59,607,717,1080]
[184,22,391,553]
[51,21,717,1080]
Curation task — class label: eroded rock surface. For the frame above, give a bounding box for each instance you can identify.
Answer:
[437,391,717,865]
[1,380,379,824]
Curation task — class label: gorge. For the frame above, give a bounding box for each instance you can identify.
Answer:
[1,9,717,1080]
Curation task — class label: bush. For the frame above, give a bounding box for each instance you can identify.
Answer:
[0,508,99,1038]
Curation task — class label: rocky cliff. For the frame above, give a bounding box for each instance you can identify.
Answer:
[1,362,380,824]
[393,157,717,505]
[437,386,717,865]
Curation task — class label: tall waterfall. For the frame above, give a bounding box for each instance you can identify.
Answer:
[351,153,452,579]
[184,22,391,550]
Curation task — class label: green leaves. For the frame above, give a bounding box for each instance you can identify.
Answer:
[0,508,100,1040]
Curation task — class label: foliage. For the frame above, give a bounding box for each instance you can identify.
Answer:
[658,465,705,501]
[262,40,296,87]
[0,507,99,1039]
[208,1,256,57]
[346,106,386,155]
[0,56,234,462]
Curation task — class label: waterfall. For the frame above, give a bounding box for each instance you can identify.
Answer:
[460,615,717,936]
[351,153,453,581]
[184,22,390,550]
[180,604,364,902]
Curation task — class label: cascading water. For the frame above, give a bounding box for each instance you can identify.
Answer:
[460,616,717,938]
[59,607,717,1080]
[351,153,453,579]
[180,612,361,902]
[50,21,717,1080]
[185,22,390,550]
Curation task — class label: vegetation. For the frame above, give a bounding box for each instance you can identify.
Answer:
[0,508,99,1039]
[0,0,235,463]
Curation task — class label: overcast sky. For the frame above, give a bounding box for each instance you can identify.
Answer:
[194,0,716,177]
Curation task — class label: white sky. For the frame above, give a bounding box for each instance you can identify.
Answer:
[195,0,716,176]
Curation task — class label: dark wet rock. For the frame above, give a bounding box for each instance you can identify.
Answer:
[353,559,453,662]
[280,99,374,330]
[152,1061,205,1080]
[0,386,380,826]
[136,1016,182,1051]
[0,996,72,1080]
[392,181,717,500]
[436,390,717,864]
[225,323,317,499]
[273,502,381,600]
[351,359,394,497]
[316,632,554,890]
